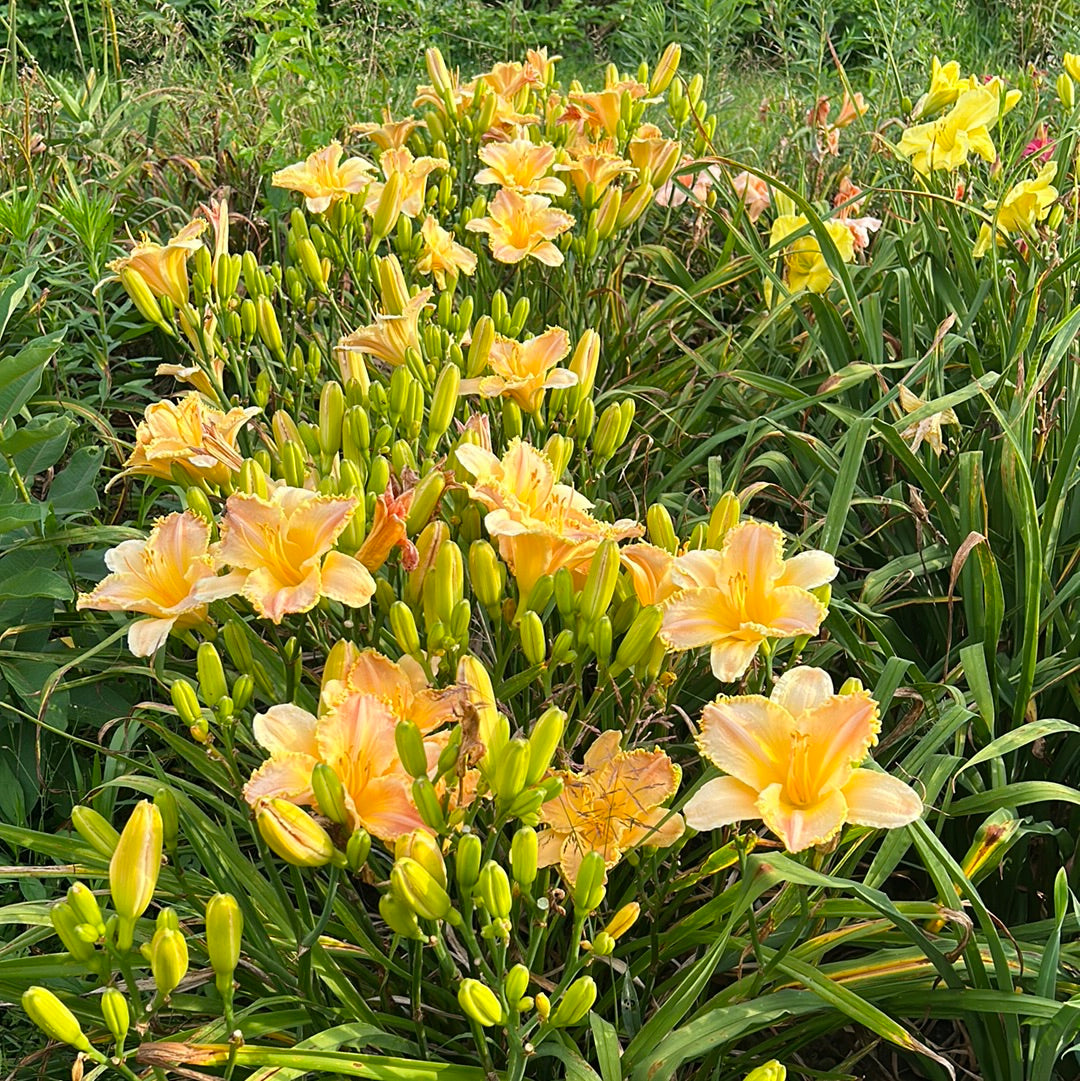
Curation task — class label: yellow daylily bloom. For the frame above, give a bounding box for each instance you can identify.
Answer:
[415,215,478,288]
[1066,54,1080,82]
[271,142,375,214]
[196,484,376,623]
[154,355,225,400]
[474,138,565,196]
[77,511,216,656]
[364,147,448,219]
[456,439,642,594]
[627,126,681,188]
[350,109,425,151]
[337,288,433,368]
[660,520,837,682]
[620,542,678,606]
[898,385,960,456]
[684,666,923,852]
[107,219,206,306]
[557,141,636,200]
[972,161,1058,257]
[769,214,855,294]
[913,57,963,118]
[244,692,428,842]
[118,393,257,488]
[897,87,1000,174]
[537,730,684,884]
[460,326,576,413]
[526,47,561,86]
[466,189,574,267]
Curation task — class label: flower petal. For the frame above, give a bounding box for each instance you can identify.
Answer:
[253,704,319,758]
[355,775,424,841]
[799,691,880,793]
[662,587,730,649]
[709,636,764,682]
[761,585,827,636]
[319,551,377,608]
[127,616,176,657]
[842,768,923,828]
[770,666,834,715]
[756,782,847,852]
[776,549,838,589]
[243,565,322,623]
[683,775,761,831]
[697,695,794,789]
[243,752,319,807]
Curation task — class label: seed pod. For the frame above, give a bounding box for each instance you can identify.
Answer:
[510,826,538,887]
[101,987,130,1048]
[257,799,336,867]
[205,893,243,994]
[110,801,163,950]
[550,976,597,1028]
[458,978,505,1027]
[22,987,91,1052]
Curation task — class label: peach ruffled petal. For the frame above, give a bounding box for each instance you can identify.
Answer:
[842,768,923,828]
[697,695,794,790]
[683,775,761,831]
[756,782,847,852]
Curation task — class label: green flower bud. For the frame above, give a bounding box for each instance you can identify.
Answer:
[469,540,504,611]
[101,987,130,1048]
[379,893,425,940]
[50,902,96,961]
[476,860,512,920]
[154,787,179,849]
[311,764,350,825]
[71,805,119,857]
[504,963,530,1006]
[412,777,447,832]
[66,883,105,937]
[614,604,663,669]
[22,987,90,1052]
[110,801,163,950]
[150,925,189,998]
[743,1063,786,1081]
[455,833,483,894]
[573,851,606,914]
[492,737,530,804]
[510,826,538,887]
[428,364,461,445]
[196,643,229,708]
[390,601,422,655]
[519,610,547,666]
[406,470,447,535]
[466,315,496,376]
[205,893,243,994]
[550,976,597,1027]
[580,539,621,624]
[395,721,431,779]
[346,828,372,871]
[458,978,505,1027]
[524,707,565,786]
[392,857,452,922]
[257,799,336,867]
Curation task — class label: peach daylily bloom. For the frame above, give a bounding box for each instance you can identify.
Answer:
[350,110,425,152]
[76,511,216,656]
[557,142,635,201]
[526,47,561,85]
[460,326,576,413]
[731,171,771,222]
[244,693,425,841]
[620,542,677,606]
[154,357,225,400]
[271,142,374,214]
[656,160,723,209]
[118,393,256,488]
[107,219,206,306]
[537,730,684,883]
[355,487,417,572]
[196,485,376,623]
[475,138,565,196]
[834,91,868,128]
[565,90,623,137]
[628,125,681,188]
[466,189,574,267]
[365,147,448,219]
[337,288,433,368]
[479,61,537,99]
[661,520,837,682]
[416,216,477,289]
[898,385,959,457]
[684,666,922,851]
[456,439,642,593]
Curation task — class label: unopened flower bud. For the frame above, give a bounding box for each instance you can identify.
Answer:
[476,860,512,919]
[580,539,621,624]
[50,902,96,962]
[197,643,228,708]
[550,976,597,1027]
[1059,72,1076,112]
[101,987,129,1048]
[390,601,422,655]
[469,540,504,611]
[706,492,740,547]
[346,828,372,871]
[22,987,91,1052]
[510,826,538,887]
[492,737,530,803]
[504,963,530,1006]
[615,604,664,669]
[604,901,641,940]
[650,43,681,94]
[257,799,336,867]
[458,978,505,1027]
[66,883,105,937]
[391,856,452,921]
[572,851,606,914]
[71,805,119,857]
[379,892,425,940]
[150,925,189,998]
[455,833,483,894]
[519,610,547,666]
[535,991,551,1021]
[205,893,243,994]
[743,1063,786,1081]
[311,763,350,825]
[525,707,565,786]
[428,364,460,445]
[466,315,495,377]
[110,801,163,950]
[396,829,447,887]
[412,777,448,832]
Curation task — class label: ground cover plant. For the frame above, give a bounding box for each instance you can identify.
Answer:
[5,6,1080,1079]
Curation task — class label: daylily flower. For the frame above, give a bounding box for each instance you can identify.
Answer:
[355,487,417,572]
[244,693,427,841]
[365,147,448,218]
[972,161,1058,257]
[565,89,624,137]
[661,520,837,682]
[320,643,465,727]
[196,485,376,623]
[460,326,576,413]
[538,730,684,883]
[913,57,963,118]
[118,393,256,488]
[684,666,922,852]
[271,142,375,214]
[416,216,477,289]
[897,87,1000,174]
[656,160,723,208]
[107,219,207,306]
[1024,123,1055,163]
[731,171,771,222]
[474,138,565,195]
[337,288,433,368]
[525,47,560,85]
[479,60,537,98]
[1066,54,1080,82]
[557,141,635,200]
[627,124,681,187]
[154,358,225,400]
[77,511,216,656]
[466,189,574,267]
[350,109,425,151]
[457,439,642,593]
[769,214,855,294]
[834,91,868,128]
[620,543,678,605]
[898,385,960,456]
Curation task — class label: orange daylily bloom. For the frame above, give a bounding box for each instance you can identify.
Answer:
[474,138,565,196]
[466,189,574,267]
[77,511,216,656]
[661,520,837,682]
[118,393,256,488]
[627,125,681,187]
[479,60,538,99]
[537,730,684,883]
[244,692,427,841]
[684,666,922,851]
[620,542,678,606]
[526,48,561,85]
[196,484,376,623]
[456,439,642,593]
[154,356,225,400]
[731,171,771,222]
[460,326,576,413]
[107,219,207,306]
[320,643,466,727]
[416,216,478,288]
[835,91,869,128]
[337,288,433,368]
[365,147,448,219]
[565,89,623,137]
[356,487,417,572]
[271,142,375,214]
[350,109,425,151]
[557,142,635,200]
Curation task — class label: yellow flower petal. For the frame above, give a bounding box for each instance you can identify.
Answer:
[842,768,923,828]
[683,775,761,831]
[756,782,847,852]
[697,695,795,791]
